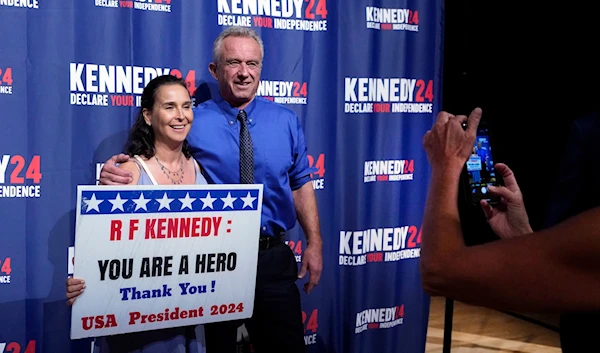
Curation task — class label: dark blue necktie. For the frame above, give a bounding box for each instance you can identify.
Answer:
[237,110,254,184]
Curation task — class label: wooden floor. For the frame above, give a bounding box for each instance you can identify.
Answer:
[425,296,561,353]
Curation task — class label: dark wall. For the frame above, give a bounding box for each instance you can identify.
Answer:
[443,0,598,238]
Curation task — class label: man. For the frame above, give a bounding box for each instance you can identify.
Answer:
[420,107,600,313]
[100,27,323,353]
[475,140,488,162]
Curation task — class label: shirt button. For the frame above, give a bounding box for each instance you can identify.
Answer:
[249,119,253,123]
[262,226,266,230]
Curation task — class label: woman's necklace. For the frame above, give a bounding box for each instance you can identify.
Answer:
[154,154,184,184]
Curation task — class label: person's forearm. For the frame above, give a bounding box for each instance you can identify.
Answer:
[420,168,465,291]
[292,181,322,247]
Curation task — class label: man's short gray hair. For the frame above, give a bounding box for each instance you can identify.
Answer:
[212,27,264,64]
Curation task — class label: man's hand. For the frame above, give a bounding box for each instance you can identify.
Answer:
[99,153,132,185]
[298,242,322,294]
[423,107,482,173]
[66,277,85,306]
[481,163,533,239]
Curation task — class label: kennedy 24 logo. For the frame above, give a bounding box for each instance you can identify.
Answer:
[0,258,11,275]
[302,309,318,333]
[304,0,327,19]
[307,153,325,190]
[0,257,11,284]
[0,340,36,353]
[302,309,318,345]
[169,69,196,97]
[0,68,13,85]
[286,240,303,263]
[0,67,13,94]
[307,154,325,179]
[0,156,42,184]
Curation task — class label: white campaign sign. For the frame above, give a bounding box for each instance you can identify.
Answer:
[70,184,263,339]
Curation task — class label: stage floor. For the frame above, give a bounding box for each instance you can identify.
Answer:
[425,296,561,353]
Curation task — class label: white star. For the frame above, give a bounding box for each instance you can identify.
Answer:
[179,192,195,210]
[132,193,151,211]
[221,192,237,210]
[241,192,256,209]
[108,193,127,212]
[83,193,103,213]
[199,192,217,210]
[157,192,174,211]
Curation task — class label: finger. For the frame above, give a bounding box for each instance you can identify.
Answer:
[309,268,322,286]
[487,185,518,203]
[67,284,85,293]
[480,199,494,219]
[103,163,132,178]
[465,107,482,137]
[115,153,130,163]
[107,154,130,165]
[304,282,315,294]
[422,131,431,150]
[454,114,467,124]
[66,288,84,299]
[435,111,454,125]
[101,155,133,184]
[494,163,520,192]
[423,130,431,142]
[66,278,84,286]
[99,178,130,186]
[298,261,308,279]
[99,175,132,185]
[100,168,131,185]
[452,114,468,130]
[67,298,75,306]
[105,155,117,167]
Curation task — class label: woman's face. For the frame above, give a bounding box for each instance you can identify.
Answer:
[143,84,193,145]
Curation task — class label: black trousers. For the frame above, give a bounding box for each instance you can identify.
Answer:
[204,242,305,353]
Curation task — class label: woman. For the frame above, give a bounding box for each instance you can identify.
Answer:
[66,74,207,353]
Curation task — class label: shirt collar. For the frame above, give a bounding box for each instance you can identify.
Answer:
[214,90,257,126]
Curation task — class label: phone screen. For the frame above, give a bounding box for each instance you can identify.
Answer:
[464,124,500,204]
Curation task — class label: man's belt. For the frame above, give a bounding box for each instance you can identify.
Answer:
[259,235,284,250]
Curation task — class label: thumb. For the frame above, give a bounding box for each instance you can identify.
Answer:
[298,260,308,279]
[115,153,130,164]
[107,153,129,166]
[487,185,518,203]
[480,199,494,219]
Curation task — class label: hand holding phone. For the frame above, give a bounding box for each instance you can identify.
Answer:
[461,120,502,205]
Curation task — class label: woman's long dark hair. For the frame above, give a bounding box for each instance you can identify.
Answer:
[125,74,192,159]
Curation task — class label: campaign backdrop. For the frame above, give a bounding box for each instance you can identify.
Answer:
[0,1,443,352]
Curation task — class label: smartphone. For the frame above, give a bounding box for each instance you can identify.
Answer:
[461,120,501,205]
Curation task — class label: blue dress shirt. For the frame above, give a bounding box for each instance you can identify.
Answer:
[187,92,312,237]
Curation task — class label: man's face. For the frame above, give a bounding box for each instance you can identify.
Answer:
[209,36,262,109]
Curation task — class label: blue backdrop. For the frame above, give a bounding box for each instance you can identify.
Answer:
[0,0,443,352]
